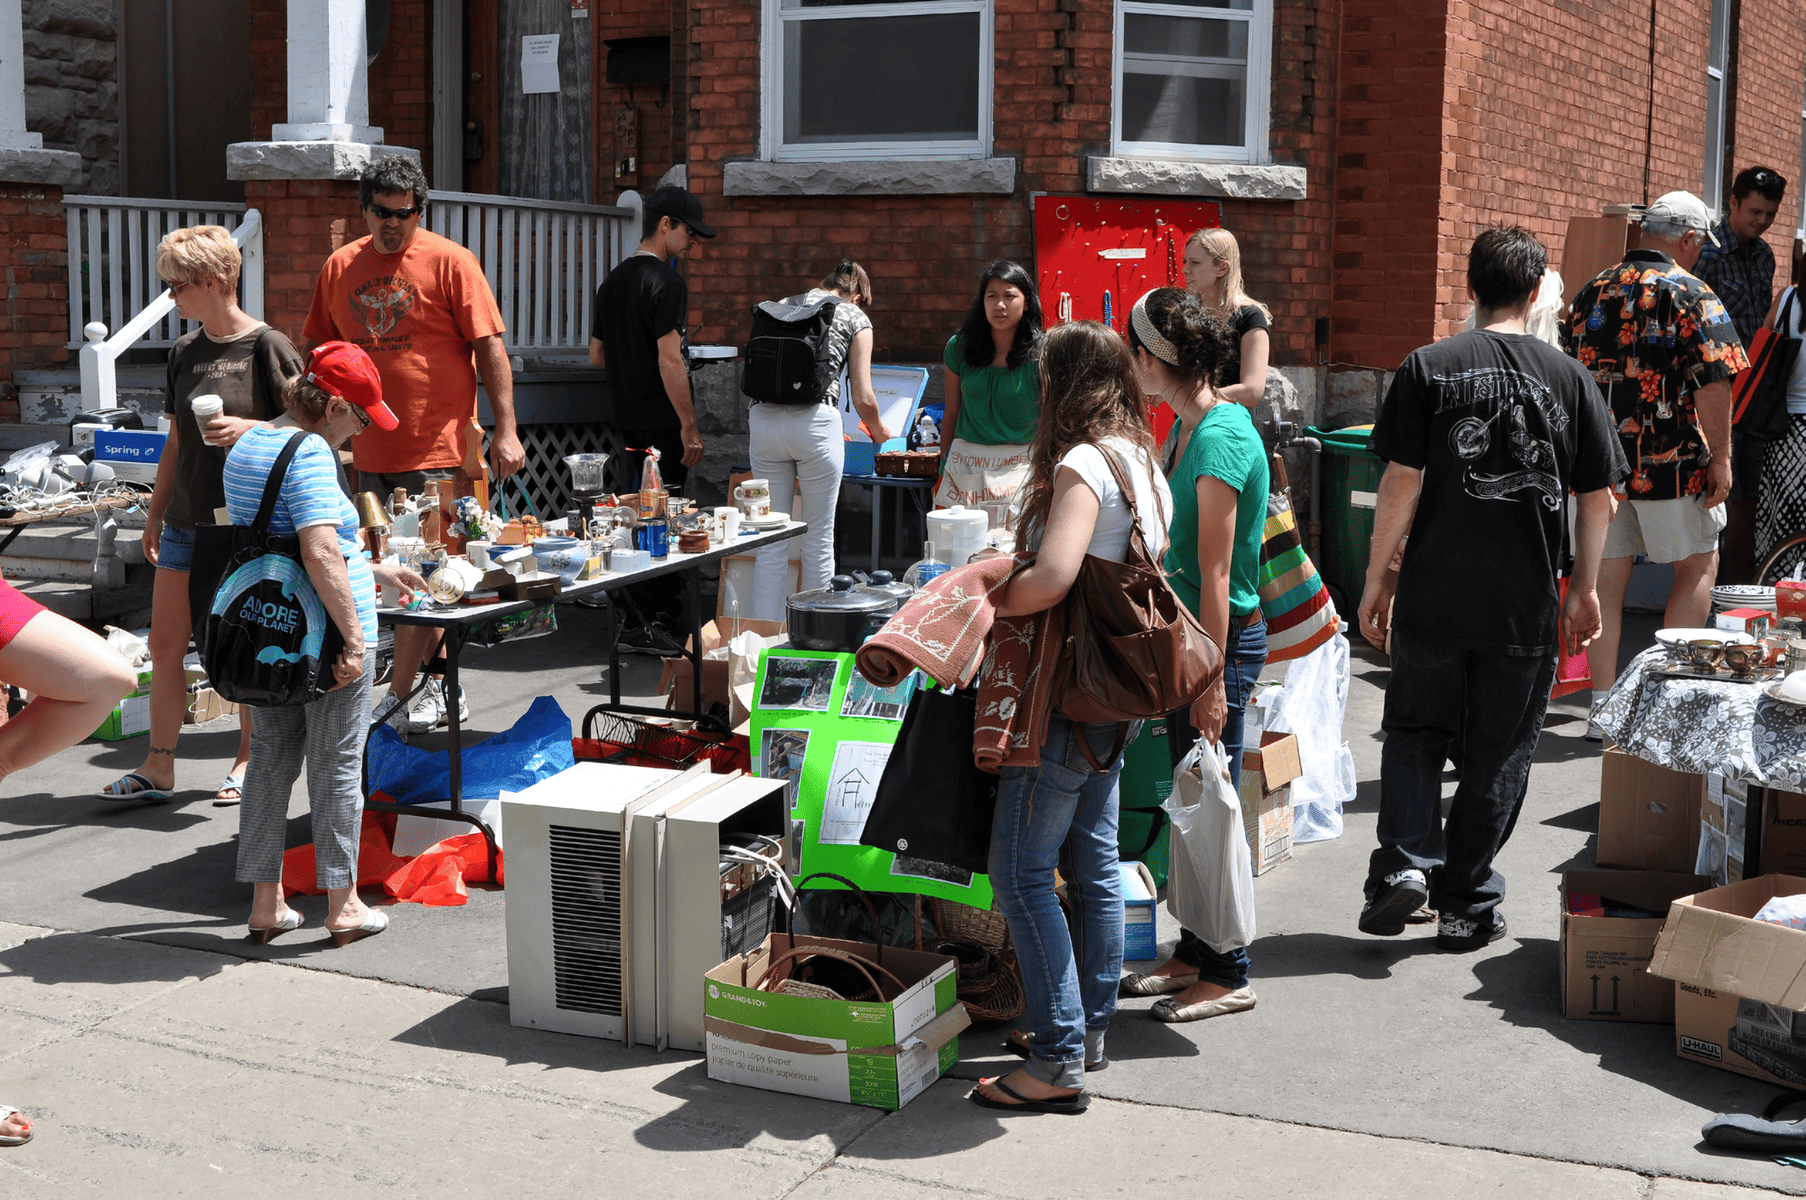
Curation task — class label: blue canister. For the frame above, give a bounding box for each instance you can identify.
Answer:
[641,519,669,558]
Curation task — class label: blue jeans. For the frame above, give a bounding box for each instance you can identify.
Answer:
[1167,615,1267,987]
[1366,627,1556,924]
[989,712,1130,1090]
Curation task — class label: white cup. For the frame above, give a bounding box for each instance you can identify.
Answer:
[722,509,741,540]
[466,540,493,570]
[734,478,771,519]
[190,394,225,444]
[712,506,735,543]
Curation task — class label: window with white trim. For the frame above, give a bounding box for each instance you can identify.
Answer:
[1112,0,1272,163]
[762,0,992,161]
[1704,0,1730,213]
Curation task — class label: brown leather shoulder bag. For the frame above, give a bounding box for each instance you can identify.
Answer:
[1053,445,1225,769]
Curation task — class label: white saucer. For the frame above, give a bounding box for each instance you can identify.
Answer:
[740,511,790,529]
[1762,680,1806,706]
[1656,627,1755,647]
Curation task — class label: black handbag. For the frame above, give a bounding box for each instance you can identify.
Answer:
[860,683,998,875]
[1731,287,1800,443]
[187,431,348,707]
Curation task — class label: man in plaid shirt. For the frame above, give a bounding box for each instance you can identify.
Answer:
[1694,165,1787,581]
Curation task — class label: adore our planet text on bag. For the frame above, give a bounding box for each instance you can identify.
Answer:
[238,595,302,634]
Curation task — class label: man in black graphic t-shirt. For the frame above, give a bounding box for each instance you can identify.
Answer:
[1356,226,1628,952]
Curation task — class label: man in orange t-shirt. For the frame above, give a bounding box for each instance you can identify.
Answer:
[304,157,526,733]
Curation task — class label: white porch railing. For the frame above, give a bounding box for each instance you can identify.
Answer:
[63,196,253,349]
[426,190,637,352]
[78,209,264,409]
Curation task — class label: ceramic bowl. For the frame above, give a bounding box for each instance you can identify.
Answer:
[531,536,586,584]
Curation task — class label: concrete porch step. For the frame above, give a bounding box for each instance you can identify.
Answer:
[10,577,154,627]
[15,367,165,427]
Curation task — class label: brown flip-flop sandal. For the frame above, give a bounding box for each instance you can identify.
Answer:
[970,1076,1091,1114]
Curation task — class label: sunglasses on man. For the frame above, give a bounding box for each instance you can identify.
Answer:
[367,202,423,220]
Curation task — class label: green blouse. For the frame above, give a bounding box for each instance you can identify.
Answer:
[1163,400,1269,620]
[943,334,1040,446]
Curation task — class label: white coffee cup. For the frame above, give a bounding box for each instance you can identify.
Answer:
[734,478,771,519]
[722,509,741,540]
[466,540,493,570]
[191,394,225,444]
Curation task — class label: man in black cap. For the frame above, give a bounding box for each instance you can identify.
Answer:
[589,185,717,651]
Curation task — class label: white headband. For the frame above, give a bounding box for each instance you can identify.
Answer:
[1130,293,1181,368]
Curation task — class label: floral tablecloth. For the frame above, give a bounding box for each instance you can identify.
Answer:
[1594,647,1806,788]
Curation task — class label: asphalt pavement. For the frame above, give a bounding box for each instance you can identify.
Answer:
[2,604,1804,1197]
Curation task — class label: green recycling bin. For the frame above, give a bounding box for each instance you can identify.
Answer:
[1308,424,1383,616]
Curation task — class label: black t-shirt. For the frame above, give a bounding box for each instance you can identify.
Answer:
[1220,304,1271,389]
[592,255,688,430]
[163,325,302,528]
[1373,329,1628,655]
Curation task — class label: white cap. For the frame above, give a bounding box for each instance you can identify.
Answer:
[1642,191,1720,246]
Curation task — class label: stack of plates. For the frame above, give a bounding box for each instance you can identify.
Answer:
[1713,584,1776,612]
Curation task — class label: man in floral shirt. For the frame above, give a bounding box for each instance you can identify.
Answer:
[1563,191,1749,729]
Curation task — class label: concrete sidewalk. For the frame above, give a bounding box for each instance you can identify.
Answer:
[0,921,1794,1200]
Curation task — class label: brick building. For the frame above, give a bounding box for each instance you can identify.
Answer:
[5,0,1805,435]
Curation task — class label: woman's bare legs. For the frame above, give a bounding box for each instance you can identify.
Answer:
[249,881,374,932]
[123,567,192,791]
[0,610,136,781]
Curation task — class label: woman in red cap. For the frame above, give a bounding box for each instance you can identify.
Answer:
[220,341,421,946]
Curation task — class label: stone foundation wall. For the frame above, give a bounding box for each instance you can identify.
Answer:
[21,0,118,196]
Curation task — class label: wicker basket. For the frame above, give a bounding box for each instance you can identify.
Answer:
[929,898,1025,1024]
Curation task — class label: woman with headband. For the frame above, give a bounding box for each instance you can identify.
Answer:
[747,261,893,618]
[1184,228,1272,409]
[1121,287,1269,1023]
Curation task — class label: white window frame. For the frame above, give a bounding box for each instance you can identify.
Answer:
[1111,0,1273,164]
[1704,0,1730,214]
[759,0,993,162]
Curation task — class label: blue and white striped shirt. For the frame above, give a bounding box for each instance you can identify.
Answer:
[223,425,377,646]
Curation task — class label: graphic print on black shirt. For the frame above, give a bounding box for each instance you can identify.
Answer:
[1373,329,1627,655]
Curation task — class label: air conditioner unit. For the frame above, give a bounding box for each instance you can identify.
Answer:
[503,761,789,1049]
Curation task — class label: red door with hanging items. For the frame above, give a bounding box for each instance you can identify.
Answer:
[1033,196,1223,446]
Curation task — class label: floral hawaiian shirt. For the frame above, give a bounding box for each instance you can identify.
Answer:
[1562,249,1749,501]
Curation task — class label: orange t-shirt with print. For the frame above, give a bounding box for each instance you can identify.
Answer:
[303,228,505,474]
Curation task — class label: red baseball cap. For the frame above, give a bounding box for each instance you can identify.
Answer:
[304,342,398,431]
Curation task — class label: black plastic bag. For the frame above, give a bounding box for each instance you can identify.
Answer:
[187,431,346,707]
[860,684,998,875]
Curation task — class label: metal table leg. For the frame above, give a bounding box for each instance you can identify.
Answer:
[870,482,883,571]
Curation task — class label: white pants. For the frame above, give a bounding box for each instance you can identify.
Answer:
[749,403,844,621]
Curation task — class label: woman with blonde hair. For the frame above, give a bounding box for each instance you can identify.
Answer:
[98,225,303,806]
[1183,228,1271,410]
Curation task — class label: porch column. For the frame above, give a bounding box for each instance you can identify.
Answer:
[0,0,82,405]
[228,0,418,342]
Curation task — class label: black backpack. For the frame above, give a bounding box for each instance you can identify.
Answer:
[741,294,841,405]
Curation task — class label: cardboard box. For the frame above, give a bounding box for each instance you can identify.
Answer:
[1715,607,1771,637]
[92,692,150,741]
[703,935,969,1111]
[1698,771,1754,887]
[184,686,237,724]
[1560,869,1708,1022]
[1673,982,1806,1086]
[1761,788,1806,876]
[1779,579,1806,619]
[659,618,787,718]
[1597,748,1702,872]
[393,796,505,857]
[1239,731,1302,876]
[1120,860,1159,961]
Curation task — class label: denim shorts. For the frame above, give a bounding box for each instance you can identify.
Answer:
[157,523,196,573]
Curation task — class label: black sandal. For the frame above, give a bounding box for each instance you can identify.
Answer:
[970,1076,1090,1114]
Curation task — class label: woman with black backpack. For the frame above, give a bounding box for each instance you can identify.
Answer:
[747,261,893,620]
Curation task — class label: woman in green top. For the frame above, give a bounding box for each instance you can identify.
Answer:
[936,259,1045,530]
[1118,287,1270,1025]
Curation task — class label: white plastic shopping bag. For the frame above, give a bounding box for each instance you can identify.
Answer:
[1266,631,1356,843]
[1162,739,1257,953]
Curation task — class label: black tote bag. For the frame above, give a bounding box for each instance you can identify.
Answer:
[860,683,998,875]
[187,431,347,707]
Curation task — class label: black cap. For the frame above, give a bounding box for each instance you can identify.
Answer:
[645,186,716,239]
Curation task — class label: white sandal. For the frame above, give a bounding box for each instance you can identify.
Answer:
[0,1104,34,1147]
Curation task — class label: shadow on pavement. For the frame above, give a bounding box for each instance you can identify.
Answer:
[1242,929,1437,980]
[0,929,232,986]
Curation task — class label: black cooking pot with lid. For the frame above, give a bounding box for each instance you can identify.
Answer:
[858,569,915,614]
[787,574,894,652]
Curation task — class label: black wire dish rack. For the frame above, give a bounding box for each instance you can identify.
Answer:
[575,707,741,772]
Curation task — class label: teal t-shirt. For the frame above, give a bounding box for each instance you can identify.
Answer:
[943,334,1040,445]
[1163,401,1269,620]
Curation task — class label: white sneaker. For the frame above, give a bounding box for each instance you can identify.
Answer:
[371,692,405,729]
[403,684,443,733]
[441,683,470,726]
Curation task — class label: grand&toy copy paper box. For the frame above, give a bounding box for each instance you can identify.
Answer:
[1760,788,1806,876]
[1597,748,1702,872]
[1559,869,1707,1023]
[1648,874,1806,1083]
[1120,860,1159,961]
[703,935,968,1111]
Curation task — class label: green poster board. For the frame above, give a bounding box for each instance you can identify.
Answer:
[749,648,994,908]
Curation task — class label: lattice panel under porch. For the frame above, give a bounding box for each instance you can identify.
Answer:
[485,423,625,520]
